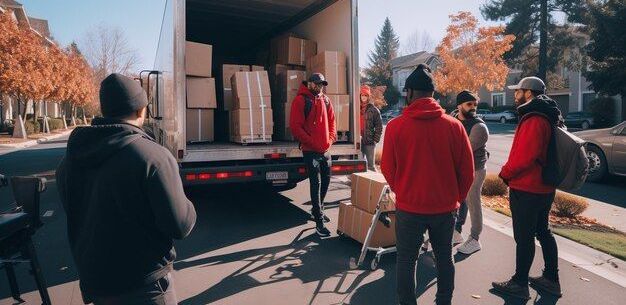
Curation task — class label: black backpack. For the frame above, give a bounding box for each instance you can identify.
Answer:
[304,94,331,119]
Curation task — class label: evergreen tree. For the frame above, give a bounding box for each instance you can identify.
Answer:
[364,18,401,107]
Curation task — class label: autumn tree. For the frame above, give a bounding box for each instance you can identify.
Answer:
[433,12,515,97]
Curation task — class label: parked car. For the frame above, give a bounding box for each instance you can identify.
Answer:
[483,110,517,123]
[476,109,492,119]
[565,112,595,130]
[574,121,626,182]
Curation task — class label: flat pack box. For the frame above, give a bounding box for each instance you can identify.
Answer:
[337,202,396,248]
[271,34,317,66]
[186,109,214,143]
[186,41,212,77]
[186,77,216,109]
[231,71,271,99]
[307,51,347,95]
[327,94,350,131]
[230,108,273,136]
[351,171,396,214]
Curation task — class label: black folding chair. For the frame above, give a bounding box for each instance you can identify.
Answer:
[0,175,52,305]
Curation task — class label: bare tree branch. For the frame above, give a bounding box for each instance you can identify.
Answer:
[81,23,140,82]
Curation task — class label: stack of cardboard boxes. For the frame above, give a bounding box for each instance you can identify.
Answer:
[229,70,273,144]
[338,171,396,248]
[185,41,216,143]
[307,51,350,136]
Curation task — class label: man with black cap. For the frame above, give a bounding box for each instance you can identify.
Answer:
[453,90,489,255]
[492,76,564,299]
[381,64,474,305]
[290,73,337,237]
[56,73,197,305]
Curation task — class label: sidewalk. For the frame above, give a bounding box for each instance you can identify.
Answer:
[0,128,73,155]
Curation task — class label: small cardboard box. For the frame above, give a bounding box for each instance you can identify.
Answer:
[271,34,317,66]
[186,109,214,143]
[251,65,265,71]
[231,71,271,98]
[186,41,212,77]
[337,202,396,248]
[230,108,274,136]
[186,77,216,109]
[351,172,396,214]
[327,94,350,131]
[222,64,250,89]
[307,51,347,95]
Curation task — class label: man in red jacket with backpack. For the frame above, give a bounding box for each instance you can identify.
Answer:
[290,73,337,237]
[381,64,474,305]
[492,76,564,300]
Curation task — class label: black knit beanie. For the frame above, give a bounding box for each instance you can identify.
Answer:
[456,90,478,105]
[99,73,148,118]
[404,64,435,91]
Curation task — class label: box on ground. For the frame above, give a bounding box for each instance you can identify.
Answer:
[231,71,271,99]
[307,51,347,94]
[351,172,396,214]
[186,77,216,109]
[230,108,273,137]
[271,34,317,66]
[337,202,396,248]
[327,94,350,131]
[186,109,214,143]
[186,41,212,77]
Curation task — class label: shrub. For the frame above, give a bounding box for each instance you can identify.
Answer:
[482,173,509,196]
[49,118,65,130]
[552,191,589,217]
[478,102,491,111]
[24,120,41,135]
[589,97,616,128]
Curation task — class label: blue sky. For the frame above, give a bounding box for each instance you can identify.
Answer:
[19,0,500,70]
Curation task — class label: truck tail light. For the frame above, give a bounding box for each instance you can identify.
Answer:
[265,153,286,159]
[185,174,197,181]
[298,167,306,174]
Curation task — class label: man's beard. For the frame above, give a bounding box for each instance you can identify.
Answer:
[310,88,321,96]
[515,95,528,107]
[462,109,476,118]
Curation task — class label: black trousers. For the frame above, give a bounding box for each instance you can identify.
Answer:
[509,189,559,284]
[303,151,331,222]
[396,210,456,305]
[91,273,177,305]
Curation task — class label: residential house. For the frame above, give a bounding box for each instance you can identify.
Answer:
[390,51,441,102]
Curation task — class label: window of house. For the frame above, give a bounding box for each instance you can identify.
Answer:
[492,93,505,107]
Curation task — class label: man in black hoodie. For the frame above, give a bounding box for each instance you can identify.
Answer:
[56,73,197,305]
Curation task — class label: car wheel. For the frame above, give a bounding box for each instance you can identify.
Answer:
[500,117,507,124]
[586,145,608,182]
[581,121,590,130]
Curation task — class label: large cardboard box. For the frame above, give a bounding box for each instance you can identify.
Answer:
[186,41,212,77]
[337,202,396,248]
[251,65,265,71]
[271,34,317,66]
[231,71,271,99]
[186,109,214,142]
[222,64,250,89]
[230,108,273,136]
[307,51,347,95]
[328,94,350,131]
[186,77,216,109]
[351,172,396,214]
[278,70,307,94]
[233,96,271,111]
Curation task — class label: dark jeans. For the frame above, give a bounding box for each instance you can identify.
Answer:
[455,200,467,233]
[303,151,331,223]
[92,273,177,305]
[396,210,456,305]
[509,189,559,284]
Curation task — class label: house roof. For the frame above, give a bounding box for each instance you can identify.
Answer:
[28,16,50,38]
[0,0,22,7]
[391,51,440,70]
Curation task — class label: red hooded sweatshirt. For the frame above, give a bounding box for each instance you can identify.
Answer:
[289,84,337,153]
[381,98,475,215]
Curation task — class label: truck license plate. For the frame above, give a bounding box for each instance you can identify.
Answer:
[266,171,288,181]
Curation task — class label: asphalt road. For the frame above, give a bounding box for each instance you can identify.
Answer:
[1,131,625,305]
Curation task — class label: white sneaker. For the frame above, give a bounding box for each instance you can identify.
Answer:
[457,238,481,255]
[453,230,464,245]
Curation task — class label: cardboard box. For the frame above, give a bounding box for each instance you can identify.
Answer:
[327,94,350,131]
[307,51,347,94]
[337,202,396,248]
[278,70,307,94]
[223,89,234,111]
[351,172,396,214]
[222,64,250,89]
[231,71,271,98]
[233,95,271,111]
[271,34,317,66]
[186,77,216,109]
[230,108,273,136]
[186,41,212,77]
[186,109,214,142]
[274,101,293,140]
[251,65,265,71]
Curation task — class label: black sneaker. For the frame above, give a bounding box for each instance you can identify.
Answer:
[310,213,331,223]
[492,279,531,300]
[315,223,331,238]
[530,275,562,297]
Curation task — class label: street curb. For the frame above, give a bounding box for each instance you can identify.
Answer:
[0,129,73,154]
[483,208,626,288]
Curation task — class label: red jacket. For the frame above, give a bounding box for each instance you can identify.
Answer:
[500,115,556,194]
[381,98,474,215]
[289,85,337,153]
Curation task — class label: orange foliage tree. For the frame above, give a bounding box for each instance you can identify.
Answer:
[433,12,515,96]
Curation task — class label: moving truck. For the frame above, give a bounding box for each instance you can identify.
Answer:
[145,0,365,190]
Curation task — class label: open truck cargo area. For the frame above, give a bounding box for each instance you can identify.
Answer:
[145,0,365,187]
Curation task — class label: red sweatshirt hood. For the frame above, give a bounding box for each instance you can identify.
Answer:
[297,84,314,98]
[403,97,445,120]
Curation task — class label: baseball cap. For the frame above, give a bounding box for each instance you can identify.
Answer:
[508,76,546,93]
[303,73,328,86]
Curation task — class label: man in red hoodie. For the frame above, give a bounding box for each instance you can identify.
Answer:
[381,64,474,305]
[492,77,564,300]
[290,73,337,237]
